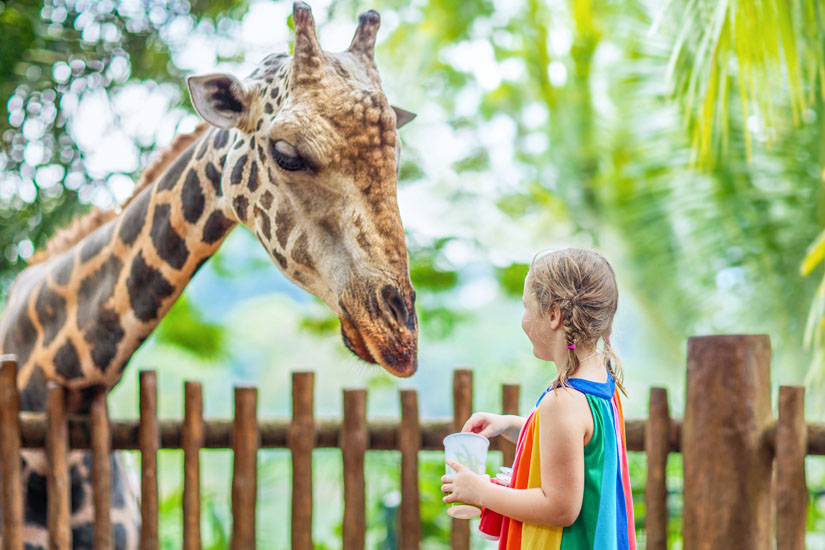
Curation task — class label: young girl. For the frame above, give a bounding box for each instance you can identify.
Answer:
[441,248,636,549]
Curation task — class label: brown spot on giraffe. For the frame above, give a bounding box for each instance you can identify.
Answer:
[230,154,247,184]
[34,283,66,347]
[20,364,48,411]
[290,233,316,271]
[182,170,206,223]
[126,252,175,323]
[157,144,195,191]
[275,203,295,248]
[202,210,234,244]
[261,190,274,209]
[118,189,151,246]
[247,159,259,192]
[54,339,83,381]
[51,253,75,286]
[204,162,222,196]
[149,204,190,269]
[233,195,249,221]
[213,128,230,148]
[255,206,272,240]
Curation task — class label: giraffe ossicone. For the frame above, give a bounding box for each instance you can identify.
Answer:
[0,2,419,547]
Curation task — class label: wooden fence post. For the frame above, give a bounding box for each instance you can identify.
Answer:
[645,387,670,550]
[399,389,421,548]
[501,384,519,468]
[231,386,259,550]
[90,387,112,550]
[139,371,159,549]
[776,386,807,550]
[451,369,473,550]
[289,372,315,550]
[183,381,204,550]
[46,382,71,550]
[0,357,23,550]
[341,389,367,550]
[682,335,773,550]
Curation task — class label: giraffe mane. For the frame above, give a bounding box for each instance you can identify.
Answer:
[27,122,210,266]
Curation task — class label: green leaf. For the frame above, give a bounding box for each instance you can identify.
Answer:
[496,263,529,298]
[801,226,825,276]
[409,255,458,293]
[154,295,226,359]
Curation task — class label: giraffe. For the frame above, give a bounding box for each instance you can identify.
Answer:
[0,3,419,547]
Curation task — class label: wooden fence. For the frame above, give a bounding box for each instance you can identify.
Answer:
[1,334,824,549]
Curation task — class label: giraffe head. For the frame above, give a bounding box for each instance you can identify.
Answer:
[186,2,418,376]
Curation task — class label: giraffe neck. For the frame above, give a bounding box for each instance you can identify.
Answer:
[1,128,238,410]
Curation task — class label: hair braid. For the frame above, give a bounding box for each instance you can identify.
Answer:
[602,336,626,395]
[559,301,581,387]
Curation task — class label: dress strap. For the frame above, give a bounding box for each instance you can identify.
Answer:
[535,372,615,407]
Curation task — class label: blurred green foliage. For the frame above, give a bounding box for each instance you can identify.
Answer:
[496,263,530,299]
[153,295,225,359]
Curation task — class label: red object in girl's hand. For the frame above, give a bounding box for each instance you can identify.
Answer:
[478,478,505,541]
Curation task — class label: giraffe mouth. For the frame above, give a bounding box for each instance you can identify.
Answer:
[340,317,417,378]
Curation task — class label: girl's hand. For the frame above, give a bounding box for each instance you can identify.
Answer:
[441,459,490,507]
[461,412,511,438]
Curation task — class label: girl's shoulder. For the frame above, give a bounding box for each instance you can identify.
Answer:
[537,384,595,444]
[538,384,591,419]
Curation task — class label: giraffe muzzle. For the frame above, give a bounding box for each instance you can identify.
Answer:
[339,291,418,377]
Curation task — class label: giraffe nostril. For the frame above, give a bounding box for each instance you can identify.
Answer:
[381,285,409,327]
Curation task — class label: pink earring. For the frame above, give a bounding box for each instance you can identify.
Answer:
[567,344,576,350]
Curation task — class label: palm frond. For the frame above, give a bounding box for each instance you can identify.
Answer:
[666,0,825,167]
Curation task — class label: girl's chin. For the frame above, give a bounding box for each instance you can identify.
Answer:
[532,347,553,362]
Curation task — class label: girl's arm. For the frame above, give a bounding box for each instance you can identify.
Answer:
[444,388,589,527]
[461,413,526,444]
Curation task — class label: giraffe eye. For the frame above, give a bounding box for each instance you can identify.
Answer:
[272,139,305,171]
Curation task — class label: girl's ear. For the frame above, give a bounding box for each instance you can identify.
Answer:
[547,304,562,330]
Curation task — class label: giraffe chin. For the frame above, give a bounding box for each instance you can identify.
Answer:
[340,320,417,378]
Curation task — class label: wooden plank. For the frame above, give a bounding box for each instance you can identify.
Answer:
[288,372,315,550]
[645,387,670,550]
[682,335,773,550]
[399,389,420,548]
[139,371,159,549]
[17,416,678,452]
[501,384,519,468]
[809,422,825,455]
[451,369,473,550]
[0,357,23,550]
[183,381,204,550]
[46,382,71,550]
[90,387,112,550]
[776,386,807,550]
[231,386,258,550]
[341,389,367,550]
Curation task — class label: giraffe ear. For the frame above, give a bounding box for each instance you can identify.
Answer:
[392,106,416,129]
[187,73,251,129]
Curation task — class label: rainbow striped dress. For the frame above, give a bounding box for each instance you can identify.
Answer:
[497,373,636,549]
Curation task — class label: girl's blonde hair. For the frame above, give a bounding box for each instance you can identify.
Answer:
[528,248,626,394]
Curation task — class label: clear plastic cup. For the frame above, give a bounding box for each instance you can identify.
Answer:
[443,432,489,519]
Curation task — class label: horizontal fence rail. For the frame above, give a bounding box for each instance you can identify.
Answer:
[9,414,825,455]
[0,333,823,550]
